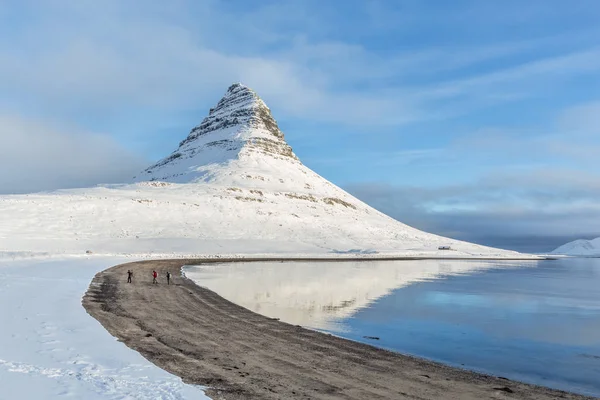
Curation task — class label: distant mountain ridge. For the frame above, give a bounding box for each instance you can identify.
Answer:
[552,237,600,257]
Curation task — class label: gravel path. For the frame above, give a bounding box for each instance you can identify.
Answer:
[83,259,591,400]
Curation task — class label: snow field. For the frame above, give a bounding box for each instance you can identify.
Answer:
[0,257,208,400]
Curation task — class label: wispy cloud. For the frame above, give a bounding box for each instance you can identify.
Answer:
[305,148,447,168]
[556,101,600,134]
[1,0,599,127]
[448,101,600,166]
[0,115,148,194]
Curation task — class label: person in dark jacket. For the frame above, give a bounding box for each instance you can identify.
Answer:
[152,270,158,284]
[166,271,171,285]
[127,270,133,283]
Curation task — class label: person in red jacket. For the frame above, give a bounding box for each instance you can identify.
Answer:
[152,270,158,284]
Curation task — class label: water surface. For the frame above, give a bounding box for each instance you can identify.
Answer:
[185,258,600,397]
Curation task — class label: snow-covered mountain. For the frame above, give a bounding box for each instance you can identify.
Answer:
[0,83,527,259]
[552,237,600,257]
[135,83,300,184]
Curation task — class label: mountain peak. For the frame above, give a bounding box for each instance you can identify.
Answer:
[137,83,299,183]
[226,82,252,93]
[181,82,280,147]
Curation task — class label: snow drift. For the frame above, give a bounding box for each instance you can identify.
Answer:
[0,83,526,258]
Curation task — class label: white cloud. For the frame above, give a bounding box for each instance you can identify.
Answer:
[0,115,149,194]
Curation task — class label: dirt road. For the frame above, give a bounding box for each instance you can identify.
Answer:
[83,259,590,400]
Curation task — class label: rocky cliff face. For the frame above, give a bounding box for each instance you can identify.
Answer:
[138,83,299,183]
[182,83,295,157]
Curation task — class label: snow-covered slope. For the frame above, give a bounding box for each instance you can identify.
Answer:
[552,237,600,257]
[0,83,527,259]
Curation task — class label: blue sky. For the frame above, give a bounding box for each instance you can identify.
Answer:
[1,0,599,251]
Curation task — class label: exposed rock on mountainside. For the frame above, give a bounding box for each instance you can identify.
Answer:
[138,83,299,183]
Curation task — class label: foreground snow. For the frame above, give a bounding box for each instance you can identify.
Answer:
[552,237,600,257]
[0,257,208,400]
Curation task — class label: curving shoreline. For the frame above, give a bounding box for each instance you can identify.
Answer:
[83,259,590,400]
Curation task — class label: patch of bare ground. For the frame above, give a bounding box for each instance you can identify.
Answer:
[235,196,264,203]
[322,197,356,209]
[284,193,317,202]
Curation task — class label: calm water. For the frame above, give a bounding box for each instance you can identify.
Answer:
[185,258,600,397]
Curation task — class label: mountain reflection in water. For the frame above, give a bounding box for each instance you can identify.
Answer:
[184,260,531,331]
[185,258,600,397]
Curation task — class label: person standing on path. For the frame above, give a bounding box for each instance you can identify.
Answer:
[127,269,133,283]
[152,270,158,284]
[166,271,171,285]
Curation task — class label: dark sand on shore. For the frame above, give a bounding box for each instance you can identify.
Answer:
[83,259,592,400]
